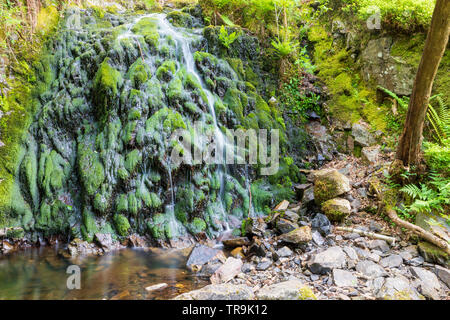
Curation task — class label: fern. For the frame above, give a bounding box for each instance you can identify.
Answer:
[427,94,450,145]
[271,38,298,58]
[377,86,409,110]
[218,25,238,48]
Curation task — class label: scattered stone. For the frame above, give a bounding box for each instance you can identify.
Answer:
[145,283,168,292]
[256,280,316,300]
[369,221,383,233]
[309,247,347,274]
[312,230,325,246]
[230,247,244,259]
[367,252,381,263]
[282,210,300,223]
[241,263,254,273]
[276,246,293,258]
[302,187,315,205]
[256,260,272,271]
[351,122,375,147]
[186,244,226,272]
[321,198,351,222]
[361,146,380,164]
[408,256,424,267]
[343,246,358,261]
[311,213,331,236]
[276,218,298,234]
[278,226,312,245]
[357,187,368,198]
[368,240,390,253]
[310,274,319,281]
[222,237,249,248]
[417,241,450,268]
[274,200,289,211]
[380,254,403,268]
[210,257,243,284]
[174,284,255,300]
[409,267,441,291]
[418,282,440,300]
[356,260,387,278]
[68,238,103,256]
[333,269,358,287]
[313,169,351,204]
[344,232,360,240]
[433,265,450,288]
[377,276,422,300]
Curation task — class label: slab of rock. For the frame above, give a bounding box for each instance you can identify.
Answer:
[351,122,376,147]
[276,218,298,234]
[210,257,243,284]
[312,230,325,246]
[278,226,312,245]
[380,254,403,268]
[174,284,255,300]
[311,213,331,236]
[343,246,358,261]
[302,187,315,205]
[145,283,168,292]
[274,200,289,211]
[309,246,347,274]
[362,146,380,164]
[282,210,300,223]
[376,276,423,300]
[409,267,441,291]
[255,280,316,300]
[321,198,351,222]
[276,246,293,258]
[433,265,450,288]
[186,244,226,272]
[368,240,390,253]
[356,260,387,278]
[222,237,249,248]
[333,269,358,287]
[256,260,272,271]
[313,169,351,205]
[417,241,450,268]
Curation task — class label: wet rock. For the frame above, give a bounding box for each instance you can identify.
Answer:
[128,234,149,248]
[95,233,114,251]
[313,169,351,204]
[351,122,375,147]
[256,260,272,271]
[255,280,316,300]
[222,237,249,248]
[361,146,380,164]
[311,213,331,236]
[276,246,293,258]
[1,241,14,254]
[276,218,298,234]
[368,240,390,253]
[356,260,387,278]
[145,283,168,292]
[409,267,441,291]
[174,284,255,300]
[309,247,347,274]
[68,238,103,257]
[333,269,358,287]
[312,230,325,246]
[186,244,226,272]
[321,198,351,222]
[380,254,403,268]
[433,265,450,288]
[210,257,243,284]
[199,261,223,277]
[278,226,312,245]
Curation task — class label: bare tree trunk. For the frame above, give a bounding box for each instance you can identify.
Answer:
[396,0,450,166]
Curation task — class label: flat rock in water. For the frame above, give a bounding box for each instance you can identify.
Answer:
[309,246,347,274]
[145,283,168,292]
[173,284,255,300]
[333,269,358,287]
[210,257,243,284]
[255,280,316,300]
[186,244,225,271]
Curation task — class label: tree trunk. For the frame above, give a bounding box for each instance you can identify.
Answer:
[396,0,450,166]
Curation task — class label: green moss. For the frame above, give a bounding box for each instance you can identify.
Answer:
[167,11,194,28]
[114,214,131,236]
[188,217,207,234]
[124,149,142,173]
[126,58,150,88]
[156,60,177,81]
[128,192,140,216]
[77,141,105,197]
[81,208,98,242]
[131,17,160,47]
[147,213,166,239]
[321,199,349,222]
[298,286,317,300]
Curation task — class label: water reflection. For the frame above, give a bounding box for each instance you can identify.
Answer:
[0,247,208,300]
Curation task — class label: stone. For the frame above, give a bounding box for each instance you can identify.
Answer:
[361,146,380,164]
[351,122,375,147]
[255,280,316,300]
[380,255,403,268]
[356,260,387,278]
[186,244,226,271]
[367,252,381,263]
[409,267,441,291]
[282,210,300,223]
[343,246,358,261]
[174,284,255,300]
[312,230,325,246]
[128,234,149,248]
[1,241,14,253]
[417,241,450,268]
[368,240,390,253]
[67,238,103,256]
[377,276,423,300]
[276,246,293,258]
[433,265,450,288]
[210,257,243,284]
[321,198,351,222]
[274,200,289,211]
[222,237,249,248]
[313,169,351,204]
[333,269,358,287]
[241,263,254,273]
[278,226,312,245]
[94,233,114,251]
[145,283,168,292]
[418,282,440,300]
[302,187,315,205]
[230,247,244,259]
[256,260,272,271]
[309,246,347,274]
[369,221,383,233]
[311,213,331,236]
[276,218,298,234]
[408,256,424,267]
[294,184,312,201]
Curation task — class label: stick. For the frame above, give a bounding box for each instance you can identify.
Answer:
[335,226,397,245]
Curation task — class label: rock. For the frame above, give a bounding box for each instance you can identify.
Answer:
[344,232,361,240]
[368,240,390,253]
[417,241,450,268]
[256,260,272,271]
[94,233,114,251]
[409,267,441,291]
[276,246,293,258]
[145,283,168,292]
[68,238,103,256]
[255,280,317,300]
[309,247,347,274]
[128,234,149,248]
[230,247,244,259]
[408,256,424,267]
[278,226,312,245]
[351,122,375,147]
[311,213,331,236]
[357,187,368,198]
[367,252,381,263]
[186,244,226,272]
[241,263,254,273]
[174,284,255,300]
[380,254,403,268]
[433,265,450,288]
[369,221,383,233]
[276,218,298,234]
[282,210,300,223]
[198,261,223,277]
[248,238,269,257]
[313,169,351,204]
[312,230,325,246]
[418,282,440,300]
[321,198,351,222]
[377,276,423,300]
[356,260,387,278]
[223,237,249,248]
[1,241,14,253]
[302,187,315,206]
[343,246,358,261]
[210,257,243,284]
[361,146,380,164]
[333,269,358,287]
[294,184,312,201]
[416,211,450,244]
[274,200,289,211]
[354,247,370,259]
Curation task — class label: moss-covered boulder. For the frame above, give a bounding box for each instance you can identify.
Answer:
[418,241,450,268]
[321,198,351,222]
[313,169,351,205]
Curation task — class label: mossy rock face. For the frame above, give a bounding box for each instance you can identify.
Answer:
[418,242,450,268]
[114,214,131,237]
[313,169,351,205]
[321,198,351,222]
[167,11,200,28]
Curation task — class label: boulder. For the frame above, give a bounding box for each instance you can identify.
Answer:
[173,284,255,300]
[210,257,243,284]
[409,267,441,291]
[311,213,331,236]
[313,169,351,205]
[186,244,226,272]
[356,260,387,278]
[417,241,449,268]
[255,280,317,300]
[361,146,380,164]
[278,226,312,245]
[276,218,298,234]
[309,246,347,274]
[376,276,423,300]
[333,269,358,287]
[351,122,375,147]
[321,198,351,222]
